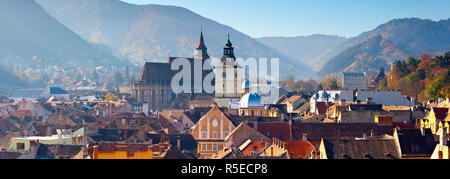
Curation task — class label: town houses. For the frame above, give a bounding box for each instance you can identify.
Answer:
[0,31,448,160]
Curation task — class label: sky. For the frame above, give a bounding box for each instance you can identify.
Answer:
[121,0,450,38]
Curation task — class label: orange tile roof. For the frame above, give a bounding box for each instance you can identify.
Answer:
[285,141,316,159]
[241,141,270,156]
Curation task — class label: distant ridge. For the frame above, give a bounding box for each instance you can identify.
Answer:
[317,18,450,76]
[257,34,348,71]
[0,0,121,67]
[36,0,313,78]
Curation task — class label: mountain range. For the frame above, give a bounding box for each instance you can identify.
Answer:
[35,0,312,78]
[0,0,120,67]
[258,18,450,77]
[0,0,448,83]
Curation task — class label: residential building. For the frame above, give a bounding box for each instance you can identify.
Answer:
[392,128,435,159]
[342,72,369,90]
[190,104,236,159]
[9,127,85,152]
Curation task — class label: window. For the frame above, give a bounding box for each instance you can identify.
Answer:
[212,131,218,139]
[201,131,207,139]
[224,132,229,137]
[201,144,207,151]
[212,144,218,151]
[266,131,271,137]
[17,143,25,150]
[280,133,284,138]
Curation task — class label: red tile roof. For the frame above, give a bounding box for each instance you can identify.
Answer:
[247,122,291,140]
[241,141,270,156]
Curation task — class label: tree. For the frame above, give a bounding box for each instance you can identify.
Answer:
[320,75,340,90]
[425,69,450,100]
[285,74,296,91]
[104,92,119,102]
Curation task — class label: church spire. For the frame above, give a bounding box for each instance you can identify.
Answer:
[194,29,209,59]
[196,29,207,50]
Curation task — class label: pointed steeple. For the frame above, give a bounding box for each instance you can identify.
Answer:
[194,29,209,59]
[196,29,207,50]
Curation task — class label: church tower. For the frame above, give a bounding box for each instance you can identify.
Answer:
[194,29,210,60]
[214,34,242,107]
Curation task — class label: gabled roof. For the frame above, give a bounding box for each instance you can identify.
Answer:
[431,107,449,120]
[136,62,172,83]
[322,139,400,159]
[225,122,270,148]
[291,122,394,141]
[395,128,435,156]
[284,141,316,159]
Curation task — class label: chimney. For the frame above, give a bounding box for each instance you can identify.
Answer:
[93,145,99,159]
[177,135,181,150]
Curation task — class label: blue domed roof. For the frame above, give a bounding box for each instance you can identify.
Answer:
[321,91,329,98]
[239,93,264,108]
[242,80,250,90]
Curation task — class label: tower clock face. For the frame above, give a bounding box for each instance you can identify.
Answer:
[212,118,218,127]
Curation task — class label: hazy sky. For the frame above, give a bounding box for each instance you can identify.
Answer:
[121,0,450,38]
